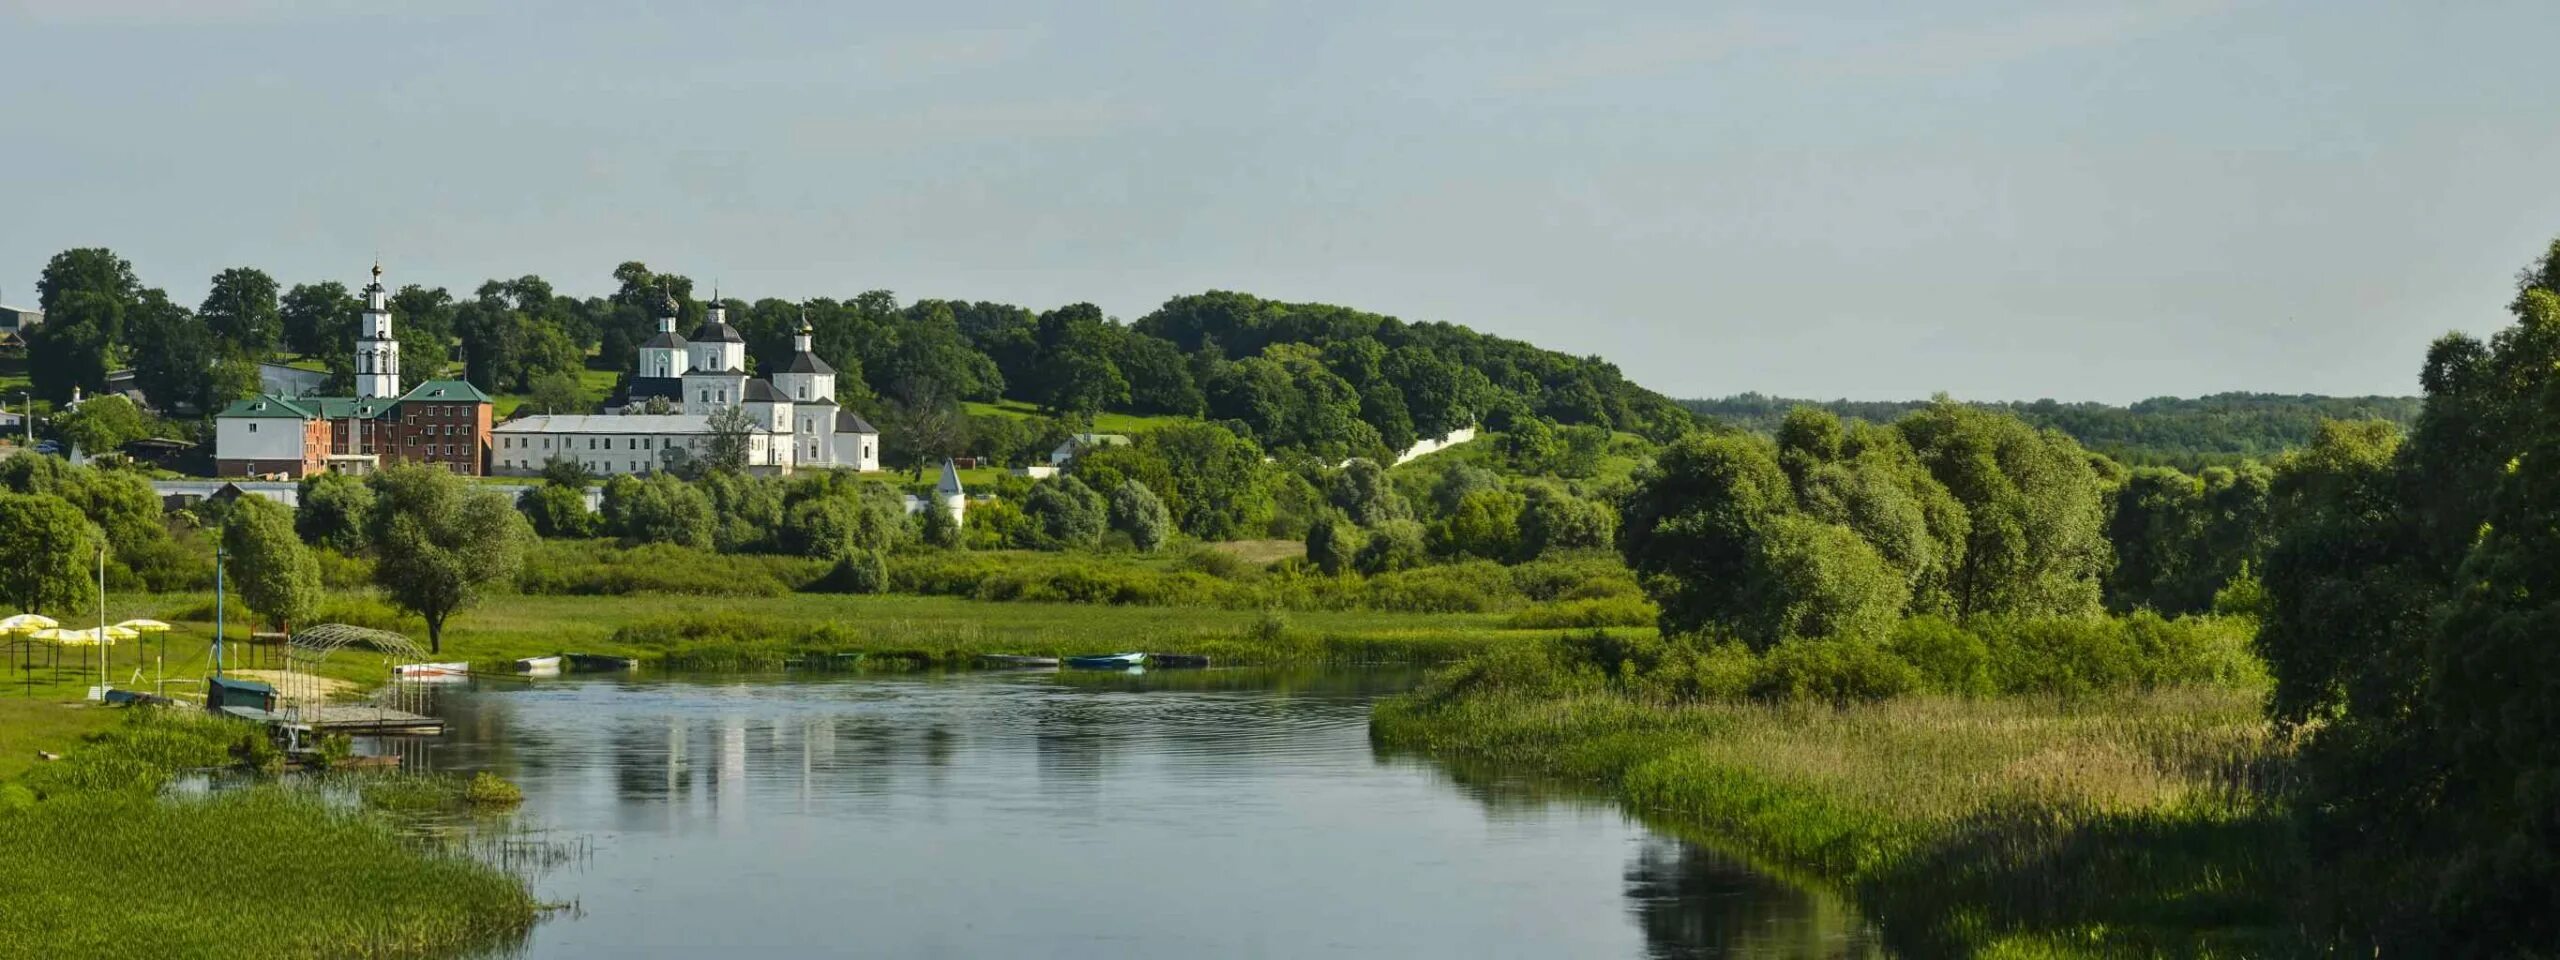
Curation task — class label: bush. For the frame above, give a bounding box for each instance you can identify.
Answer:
[1022,476,1108,550]
[1973,617,2137,698]
[1748,639,1921,705]
[1365,562,1518,613]
[1106,479,1172,552]
[463,772,524,807]
[1504,596,1657,630]
[1887,616,1994,696]
[822,549,888,595]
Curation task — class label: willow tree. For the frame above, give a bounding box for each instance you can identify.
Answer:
[365,464,532,653]
[221,496,319,633]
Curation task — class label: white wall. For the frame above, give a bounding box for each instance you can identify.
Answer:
[492,431,704,476]
[215,416,307,462]
[1392,426,1477,466]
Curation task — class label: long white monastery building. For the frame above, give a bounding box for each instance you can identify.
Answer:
[492,296,880,476]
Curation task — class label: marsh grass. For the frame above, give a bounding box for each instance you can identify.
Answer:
[1375,677,2296,957]
[0,709,538,959]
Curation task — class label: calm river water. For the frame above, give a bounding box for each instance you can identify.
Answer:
[413,668,1886,959]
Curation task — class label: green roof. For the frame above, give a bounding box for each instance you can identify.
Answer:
[216,395,317,419]
[308,397,398,419]
[397,379,493,404]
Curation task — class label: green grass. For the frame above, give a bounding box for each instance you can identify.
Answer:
[963,399,1187,435]
[0,699,119,782]
[1373,657,2297,958]
[0,709,538,959]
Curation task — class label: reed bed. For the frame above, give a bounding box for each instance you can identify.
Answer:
[1374,678,2297,957]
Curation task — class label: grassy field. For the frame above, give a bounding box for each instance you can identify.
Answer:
[963,398,1186,435]
[0,709,538,959]
[1372,653,2295,958]
[0,699,118,782]
[490,367,621,419]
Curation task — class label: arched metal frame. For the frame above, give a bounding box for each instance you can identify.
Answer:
[279,623,434,712]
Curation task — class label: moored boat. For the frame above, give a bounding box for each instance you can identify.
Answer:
[514,655,563,675]
[1063,652,1147,670]
[1146,654,1211,669]
[978,654,1060,668]
[563,653,639,672]
[394,661,470,679]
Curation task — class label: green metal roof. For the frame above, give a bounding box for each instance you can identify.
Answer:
[216,395,318,419]
[397,379,493,404]
[308,396,398,419]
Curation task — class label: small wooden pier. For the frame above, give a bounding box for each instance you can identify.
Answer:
[219,704,446,736]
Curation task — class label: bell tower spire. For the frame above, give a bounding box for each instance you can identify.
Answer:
[355,261,401,399]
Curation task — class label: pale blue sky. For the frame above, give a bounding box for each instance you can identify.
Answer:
[3,0,2554,402]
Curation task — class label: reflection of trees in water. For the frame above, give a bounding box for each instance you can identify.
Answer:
[1625,838,1890,960]
[1392,746,1892,960]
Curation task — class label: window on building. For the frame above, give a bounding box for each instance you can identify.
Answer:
[248,423,258,433]
[797,385,807,399]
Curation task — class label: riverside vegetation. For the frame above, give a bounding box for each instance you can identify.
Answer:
[0,710,536,959]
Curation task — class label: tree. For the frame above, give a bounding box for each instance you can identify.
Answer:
[1429,487,1524,561]
[1028,303,1129,417]
[36,248,140,313]
[365,464,532,653]
[279,281,358,359]
[1354,519,1428,575]
[199,267,282,355]
[53,395,147,460]
[779,496,858,559]
[599,474,714,549]
[295,471,374,552]
[1497,418,1566,474]
[1106,478,1171,552]
[1022,475,1107,550]
[29,289,123,403]
[1071,423,1273,540]
[1305,514,1362,575]
[129,291,258,414]
[518,483,595,538]
[1896,400,2111,620]
[919,491,963,548]
[1518,485,1615,559]
[1618,433,1798,641]
[525,371,594,415]
[1328,458,1410,527]
[221,496,319,633]
[0,492,102,615]
[703,404,757,474]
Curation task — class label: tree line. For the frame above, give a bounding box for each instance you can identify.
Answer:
[1684,391,2423,470]
[20,249,1697,470]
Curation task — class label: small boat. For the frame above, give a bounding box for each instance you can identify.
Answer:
[563,653,639,672]
[1146,654,1211,669]
[513,656,563,675]
[1063,652,1147,670]
[978,654,1060,668]
[395,662,470,679]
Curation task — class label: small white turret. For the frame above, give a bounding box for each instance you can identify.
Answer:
[938,459,967,528]
[354,261,400,400]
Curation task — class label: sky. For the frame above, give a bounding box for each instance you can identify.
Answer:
[2,0,2555,403]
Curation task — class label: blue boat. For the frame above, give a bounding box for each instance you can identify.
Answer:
[1063,652,1147,670]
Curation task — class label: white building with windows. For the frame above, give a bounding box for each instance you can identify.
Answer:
[492,295,879,476]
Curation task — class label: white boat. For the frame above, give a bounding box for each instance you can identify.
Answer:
[513,655,563,676]
[395,661,471,679]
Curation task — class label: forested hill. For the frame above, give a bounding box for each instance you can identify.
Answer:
[1681,392,2424,467]
[19,250,1696,469]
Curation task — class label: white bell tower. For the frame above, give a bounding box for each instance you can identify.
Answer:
[355,262,401,399]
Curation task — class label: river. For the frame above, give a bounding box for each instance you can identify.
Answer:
[405,668,1887,959]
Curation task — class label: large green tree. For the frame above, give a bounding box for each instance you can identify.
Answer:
[0,492,102,615]
[199,267,282,355]
[365,464,532,653]
[221,496,319,633]
[279,281,358,359]
[2254,237,2560,952]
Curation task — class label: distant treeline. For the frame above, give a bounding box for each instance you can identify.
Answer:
[1682,392,2422,468]
[22,249,1697,470]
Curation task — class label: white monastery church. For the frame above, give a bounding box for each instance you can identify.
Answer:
[493,294,881,476]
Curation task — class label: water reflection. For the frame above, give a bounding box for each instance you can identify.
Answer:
[410,669,1883,958]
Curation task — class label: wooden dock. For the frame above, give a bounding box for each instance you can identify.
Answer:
[300,705,445,735]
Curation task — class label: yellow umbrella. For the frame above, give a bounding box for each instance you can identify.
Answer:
[114,619,172,633]
[0,613,59,635]
[27,627,84,644]
[49,626,132,646]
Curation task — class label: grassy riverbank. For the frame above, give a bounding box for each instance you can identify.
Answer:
[0,710,538,959]
[1372,646,2296,958]
[3,592,1558,702]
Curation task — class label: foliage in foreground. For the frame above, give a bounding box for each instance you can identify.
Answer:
[0,709,536,959]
